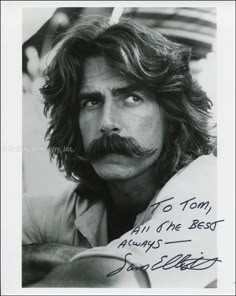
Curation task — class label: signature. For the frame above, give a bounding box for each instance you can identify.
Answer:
[106,252,221,277]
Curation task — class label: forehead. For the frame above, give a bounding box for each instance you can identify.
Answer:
[80,56,129,92]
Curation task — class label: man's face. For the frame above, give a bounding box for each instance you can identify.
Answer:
[79,56,166,181]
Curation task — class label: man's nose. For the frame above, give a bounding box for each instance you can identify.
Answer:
[99,102,121,134]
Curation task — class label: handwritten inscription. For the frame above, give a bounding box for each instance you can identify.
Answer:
[106,253,222,277]
[107,196,224,277]
[118,239,163,253]
[180,197,212,215]
[188,219,224,230]
[150,197,174,214]
[156,220,182,232]
[151,196,212,215]
[131,218,224,234]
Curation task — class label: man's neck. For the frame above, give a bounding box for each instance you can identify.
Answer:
[107,165,159,216]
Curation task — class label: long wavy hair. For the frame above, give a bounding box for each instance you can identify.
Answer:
[41,17,216,199]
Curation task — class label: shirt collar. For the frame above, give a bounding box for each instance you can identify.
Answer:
[73,189,161,247]
[74,198,107,247]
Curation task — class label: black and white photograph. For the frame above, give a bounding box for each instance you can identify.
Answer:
[1,1,235,294]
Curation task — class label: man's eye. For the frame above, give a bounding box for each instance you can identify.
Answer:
[124,95,143,106]
[81,99,100,110]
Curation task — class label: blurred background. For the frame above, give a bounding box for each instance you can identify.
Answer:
[22,7,217,196]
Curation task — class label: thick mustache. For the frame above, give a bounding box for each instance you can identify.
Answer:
[85,134,157,161]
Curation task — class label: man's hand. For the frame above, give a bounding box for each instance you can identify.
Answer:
[22,243,86,286]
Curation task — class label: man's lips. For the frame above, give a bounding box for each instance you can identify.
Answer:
[91,153,133,163]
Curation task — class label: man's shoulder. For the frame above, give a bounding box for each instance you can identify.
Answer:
[23,183,81,234]
[23,183,82,244]
[167,154,216,187]
[23,182,79,211]
[179,154,216,181]
[185,154,216,172]
[157,154,216,204]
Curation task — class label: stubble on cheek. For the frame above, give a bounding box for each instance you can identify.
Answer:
[134,113,165,152]
[79,117,94,152]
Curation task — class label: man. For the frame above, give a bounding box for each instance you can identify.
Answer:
[22,17,217,288]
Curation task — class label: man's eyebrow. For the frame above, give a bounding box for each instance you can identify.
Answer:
[112,85,141,96]
[78,92,104,101]
[78,85,141,101]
